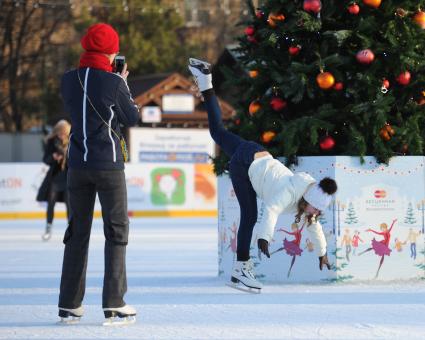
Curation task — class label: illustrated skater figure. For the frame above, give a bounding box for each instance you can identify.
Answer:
[359,219,397,278]
[188,58,337,292]
[404,228,421,260]
[341,228,352,261]
[58,23,139,324]
[273,223,305,277]
[351,230,363,255]
[37,120,71,241]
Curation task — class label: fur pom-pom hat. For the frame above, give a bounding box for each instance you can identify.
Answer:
[303,177,337,212]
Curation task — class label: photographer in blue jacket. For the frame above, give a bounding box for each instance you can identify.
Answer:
[58,23,139,324]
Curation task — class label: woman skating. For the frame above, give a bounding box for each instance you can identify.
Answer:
[188,58,337,292]
[37,120,71,241]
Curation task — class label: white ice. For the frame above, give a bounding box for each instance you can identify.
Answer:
[0,218,424,339]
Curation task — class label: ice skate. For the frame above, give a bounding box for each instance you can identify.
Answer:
[42,223,52,241]
[103,304,136,326]
[226,260,262,294]
[188,58,212,92]
[57,306,83,325]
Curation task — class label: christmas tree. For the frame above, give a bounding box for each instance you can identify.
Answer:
[214,0,425,174]
[404,202,417,224]
[344,202,358,224]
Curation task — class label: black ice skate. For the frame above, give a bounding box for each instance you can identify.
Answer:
[226,260,262,294]
[103,304,136,326]
[57,306,84,325]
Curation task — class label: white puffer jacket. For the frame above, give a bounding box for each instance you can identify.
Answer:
[248,155,327,257]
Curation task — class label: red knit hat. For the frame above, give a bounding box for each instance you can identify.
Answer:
[81,23,119,54]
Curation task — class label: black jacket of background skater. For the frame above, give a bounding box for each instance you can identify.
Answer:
[61,67,139,170]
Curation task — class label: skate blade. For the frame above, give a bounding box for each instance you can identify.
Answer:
[102,316,136,326]
[57,317,81,325]
[189,58,211,68]
[225,282,261,294]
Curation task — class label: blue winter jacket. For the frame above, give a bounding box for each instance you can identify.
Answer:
[61,67,139,170]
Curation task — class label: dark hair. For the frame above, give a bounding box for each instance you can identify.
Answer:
[295,197,321,225]
[319,177,337,195]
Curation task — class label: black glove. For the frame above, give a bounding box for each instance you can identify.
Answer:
[257,239,270,258]
[319,253,331,270]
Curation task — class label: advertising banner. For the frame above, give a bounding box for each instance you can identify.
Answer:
[129,128,215,164]
[218,156,425,282]
[0,163,217,219]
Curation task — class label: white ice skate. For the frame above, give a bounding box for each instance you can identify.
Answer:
[188,58,213,92]
[103,304,136,326]
[226,260,263,294]
[42,223,52,241]
[57,306,84,325]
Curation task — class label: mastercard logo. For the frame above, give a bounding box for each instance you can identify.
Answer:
[374,190,387,198]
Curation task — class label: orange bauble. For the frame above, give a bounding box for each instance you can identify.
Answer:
[316,72,335,90]
[249,101,261,116]
[362,0,381,8]
[413,11,425,29]
[268,13,285,28]
[261,131,276,143]
[249,70,259,78]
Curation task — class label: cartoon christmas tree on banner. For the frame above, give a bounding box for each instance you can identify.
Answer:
[404,202,417,224]
[344,202,359,224]
[214,0,425,174]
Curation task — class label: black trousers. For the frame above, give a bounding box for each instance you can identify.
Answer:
[203,91,265,261]
[59,168,129,309]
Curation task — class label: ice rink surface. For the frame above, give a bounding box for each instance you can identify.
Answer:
[0,217,424,340]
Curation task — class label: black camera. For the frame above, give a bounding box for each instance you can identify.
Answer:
[114,55,125,73]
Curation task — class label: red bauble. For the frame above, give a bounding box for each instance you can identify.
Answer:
[356,49,375,64]
[319,136,335,151]
[382,79,390,89]
[396,71,411,85]
[289,45,301,56]
[348,3,360,14]
[256,10,264,19]
[270,97,287,111]
[333,82,344,91]
[244,26,255,36]
[303,0,322,14]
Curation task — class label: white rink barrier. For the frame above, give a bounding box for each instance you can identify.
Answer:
[0,163,217,219]
[218,156,425,282]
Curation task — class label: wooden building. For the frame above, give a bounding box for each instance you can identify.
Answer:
[128,73,235,128]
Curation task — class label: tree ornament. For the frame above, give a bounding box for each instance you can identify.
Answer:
[395,8,408,18]
[256,9,265,19]
[249,70,259,78]
[289,45,301,56]
[362,0,381,9]
[356,49,375,64]
[247,36,258,44]
[261,131,276,143]
[235,118,241,126]
[417,91,425,105]
[396,71,411,85]
[381,78,390,93]
[333,82,344,91]
[268,13,285,28]
[401,143,409,154]
[319,136,335,151]
[270,97,287,111]
[380,124,395,141]
[348,3,360,15]
[249,100,261,116]
[244,26,255,36]
[413,11,425,29]
[303,0,322,14]
[316,72,335,90]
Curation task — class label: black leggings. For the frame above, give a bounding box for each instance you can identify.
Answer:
[47,189,69,224]
[203,90,265,261]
